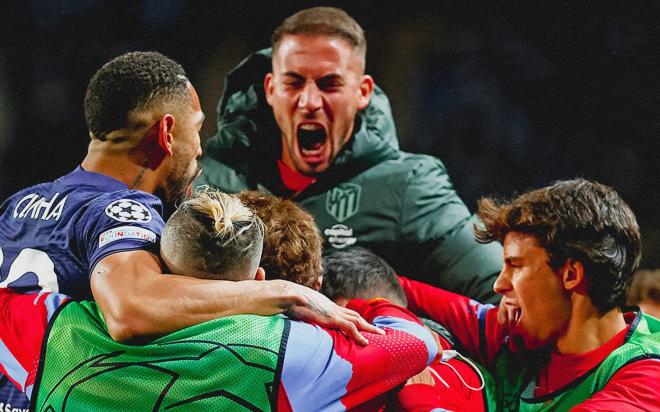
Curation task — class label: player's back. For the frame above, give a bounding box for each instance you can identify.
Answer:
[0,166,164,411]
[0,166,164,299]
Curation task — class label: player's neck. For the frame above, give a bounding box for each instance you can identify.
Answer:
[555,299,626,355]
[82,141,159,194]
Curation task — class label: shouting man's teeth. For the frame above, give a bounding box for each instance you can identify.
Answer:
[298,124,327,156]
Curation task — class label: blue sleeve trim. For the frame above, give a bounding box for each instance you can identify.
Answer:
[472,300,495,360]
[281,321,349,411]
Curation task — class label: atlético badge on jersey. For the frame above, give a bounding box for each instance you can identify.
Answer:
[105,199,152,223]
[326,183,361,223]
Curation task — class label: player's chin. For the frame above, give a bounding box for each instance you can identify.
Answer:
[294,150,333,175]
[298,160,330,175]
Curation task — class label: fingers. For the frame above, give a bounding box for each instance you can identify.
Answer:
[336,308,383,346]
[340,319,370,346]
[350,312,384,335]
[284,290,384,346]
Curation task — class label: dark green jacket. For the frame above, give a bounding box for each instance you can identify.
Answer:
[197,49,502,303]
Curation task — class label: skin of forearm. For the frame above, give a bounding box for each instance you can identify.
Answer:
[91,251,300,341]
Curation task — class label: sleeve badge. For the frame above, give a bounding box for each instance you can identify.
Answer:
[104,199,153,223]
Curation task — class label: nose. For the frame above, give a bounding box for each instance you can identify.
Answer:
[298,83,322,113]
[493,268,511,295]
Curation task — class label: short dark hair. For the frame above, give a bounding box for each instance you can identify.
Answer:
[161,188,264,281]
[271,7,366,63]
[238,191,323,289]
[476,178,642,313]
[84,51,190,141]
[321,246,407,306]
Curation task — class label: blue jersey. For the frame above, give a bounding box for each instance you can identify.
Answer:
[0,166,165,410]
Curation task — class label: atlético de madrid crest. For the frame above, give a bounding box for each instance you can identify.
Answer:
[326,183,361,223]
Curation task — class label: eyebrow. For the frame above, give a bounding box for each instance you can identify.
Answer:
[282,72,344,82]
[317,73,343,82]
[283,71,305,81]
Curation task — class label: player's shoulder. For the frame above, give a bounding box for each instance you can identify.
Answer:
[1,180,53,208]
[84,189,164,225]
[394,151,447,174]
[358,151,448,189]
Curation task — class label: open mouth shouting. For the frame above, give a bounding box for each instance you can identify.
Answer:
[296,123,329,166]
[497,299,525,350]
[500,300,522,331]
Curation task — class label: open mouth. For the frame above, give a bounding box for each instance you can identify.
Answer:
[502,301,522,330]
[513,308,521,326]
[507,305,524,350]
[297,124,327,162]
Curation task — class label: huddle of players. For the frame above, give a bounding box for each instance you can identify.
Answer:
[1,190,441,410]
[0,5,658,412]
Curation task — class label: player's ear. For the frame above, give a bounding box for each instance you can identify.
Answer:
[357,74,374,110]
[264,73,275,107]
[560,258,586,293]
[140,114,174,170]
[158,114,175,157]
[313,275,323,292]
[254,267,266,281]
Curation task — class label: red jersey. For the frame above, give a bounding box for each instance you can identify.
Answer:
[398,276,660,410]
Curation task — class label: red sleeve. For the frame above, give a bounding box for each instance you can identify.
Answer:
[0,289,68,394]
[395,359,486,412]
[279,298,438,411]
[398,275,507,364]
[570,359,660,411]
[340,299,438,409]
[396,383,442,412]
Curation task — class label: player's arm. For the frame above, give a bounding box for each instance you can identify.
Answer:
[279,299,438,411]
[0,290,69,396]
[398,275,507,364]
[569,359,660,411]
[400,158,502,304]
[90,250,379,343]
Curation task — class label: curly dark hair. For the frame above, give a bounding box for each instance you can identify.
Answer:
[84,51,190,141]
[476,178,642,313]
[238,191,323,289]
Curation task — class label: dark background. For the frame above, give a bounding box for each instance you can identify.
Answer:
[1,1,659,267]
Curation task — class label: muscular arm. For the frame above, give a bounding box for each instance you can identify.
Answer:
[279,299,438,411]
[91,250,379,342]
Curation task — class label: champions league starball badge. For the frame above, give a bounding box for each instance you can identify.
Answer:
[105,199,152,223]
